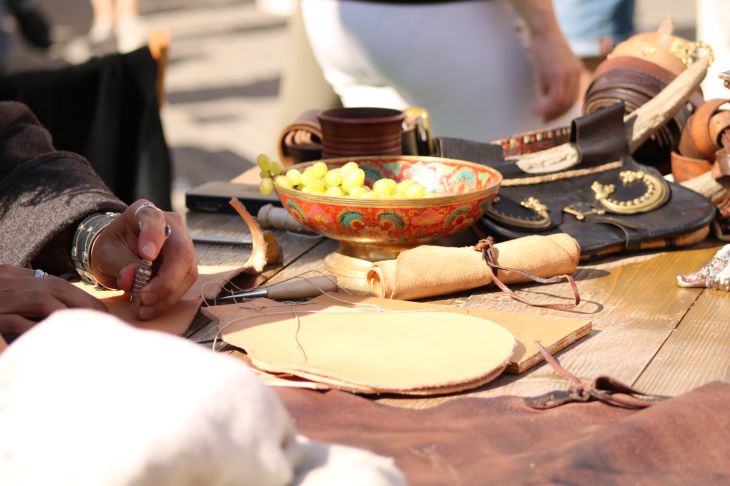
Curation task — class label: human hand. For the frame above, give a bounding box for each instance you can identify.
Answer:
[529,30,583,122]
[0,265,107,336]
[89,200,198,320]
[509,0,583,122]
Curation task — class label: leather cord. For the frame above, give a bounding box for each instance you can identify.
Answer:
[524,341,669,410]
[474,237,580,310]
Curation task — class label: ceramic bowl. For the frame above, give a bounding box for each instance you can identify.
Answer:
[273,156,502,260]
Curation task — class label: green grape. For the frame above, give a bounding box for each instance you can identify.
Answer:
[259,169,270,179]
[326,186,344,197]
[342,168,365,193]
[324,168,342,187]
[270,161,283,176]
[274,175,292,189]
[311,161,328,178]
[303,177,326,193]
[396,179,414,196]
[372,178,397,197]
[348,186,369,198]
[405,182,426,199]
[339,161,359,176]
[286,168,302,186]
[256,153,271,171]
[259,177,274,195]
[359,191,380,200]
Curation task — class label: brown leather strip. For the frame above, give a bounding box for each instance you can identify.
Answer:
[709,109,730,148]
[671,151,713,183]
[590,55,676,86]
[474,237,580,310]
[525,342,669,410]
[678,98,728,160]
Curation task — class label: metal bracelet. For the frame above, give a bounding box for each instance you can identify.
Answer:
[71,212,120,287]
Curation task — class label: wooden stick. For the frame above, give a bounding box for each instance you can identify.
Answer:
[510,56,711,174]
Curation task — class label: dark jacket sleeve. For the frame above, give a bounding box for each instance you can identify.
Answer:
[0,101,127,272]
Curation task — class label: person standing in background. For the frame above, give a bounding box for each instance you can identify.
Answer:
[553,0,636,72]
[300,0,582,142]
[88,0,143,53]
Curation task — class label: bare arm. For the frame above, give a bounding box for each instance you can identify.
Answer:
[510,0,583,121]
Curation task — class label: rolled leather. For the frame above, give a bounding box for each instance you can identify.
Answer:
[367,233,580,300]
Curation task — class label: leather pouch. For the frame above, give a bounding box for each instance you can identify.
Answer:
[437,103,716,260]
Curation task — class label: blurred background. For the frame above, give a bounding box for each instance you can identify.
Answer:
[4,0,699,212]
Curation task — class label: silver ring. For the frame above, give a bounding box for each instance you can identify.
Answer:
[34,269,49,278]
[133,202,162,218]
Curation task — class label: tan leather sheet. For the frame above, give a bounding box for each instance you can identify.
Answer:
[76,265,242,334]
[311,294,593,374]
[205,297,516,395]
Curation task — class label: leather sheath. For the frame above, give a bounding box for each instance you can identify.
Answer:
[437,102,716,259]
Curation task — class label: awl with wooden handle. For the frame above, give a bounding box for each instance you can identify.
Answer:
[218,275,338,301]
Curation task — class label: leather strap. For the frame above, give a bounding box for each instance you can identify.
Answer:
[671,151,714,183]
[491,126,570,157]
[475,237,580,310]
[524,341,669,410]
[678,98,729,160]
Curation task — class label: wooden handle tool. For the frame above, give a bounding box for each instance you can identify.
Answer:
[218,276,338,301]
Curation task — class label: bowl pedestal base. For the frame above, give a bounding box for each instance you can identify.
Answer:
[323,241,410,295]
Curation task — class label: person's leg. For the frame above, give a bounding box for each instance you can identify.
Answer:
[89,0,114,44]
[302,0,541,141]
[115,0,144,52]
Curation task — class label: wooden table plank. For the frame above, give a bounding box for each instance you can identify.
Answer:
[634,288,730,396]
[381,247,715,406]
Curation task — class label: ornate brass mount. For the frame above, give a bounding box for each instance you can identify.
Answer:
[486,196,551,229]
[563,205,605,221]
[591,170,668,214]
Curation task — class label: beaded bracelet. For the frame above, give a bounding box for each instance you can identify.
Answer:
[71,212,120,287]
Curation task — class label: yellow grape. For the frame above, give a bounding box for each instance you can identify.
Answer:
[326,186,344,197]
[372,178,397,196]
[311,161,328,178]
[324,168,342,187]
[259,169,270,179]
[339,161,359,177]
[303,177,326,193]
[256,153,271,171]
[342,168,365,193]
[270,161,282,176]
[274,175,292,189]
[348,186,369,198]
[396,179,414,196]
[259,177,274,195]
[359,191,380,200]
[405,182,426,199]
[286,168,302,186]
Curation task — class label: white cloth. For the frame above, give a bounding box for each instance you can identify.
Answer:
[0,310,405,486]
[301,0,543,141]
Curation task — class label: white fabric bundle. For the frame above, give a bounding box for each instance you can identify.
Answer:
[0,310,405,486]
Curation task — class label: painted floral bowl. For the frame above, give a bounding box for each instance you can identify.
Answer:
[273,156,502,260]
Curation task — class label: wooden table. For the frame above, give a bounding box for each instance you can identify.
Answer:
[185,209,730,404]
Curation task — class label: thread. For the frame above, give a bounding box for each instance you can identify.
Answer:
[208,269,462,353]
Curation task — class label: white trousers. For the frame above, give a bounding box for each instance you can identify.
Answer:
[301,0,544,141]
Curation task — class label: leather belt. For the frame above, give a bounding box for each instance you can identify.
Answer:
[583,56,702,172]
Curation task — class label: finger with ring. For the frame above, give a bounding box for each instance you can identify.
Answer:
[133,202,163,218]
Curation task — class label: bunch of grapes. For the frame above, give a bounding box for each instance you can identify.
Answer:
[257,154,429,200]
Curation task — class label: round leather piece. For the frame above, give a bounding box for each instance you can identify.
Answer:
[214,302,516,395]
